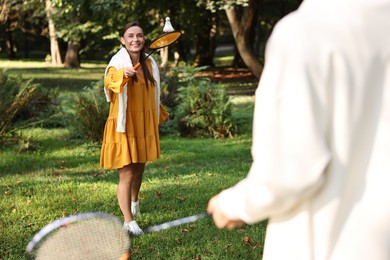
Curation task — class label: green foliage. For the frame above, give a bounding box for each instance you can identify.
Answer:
[15,86,64,128]
[0,71,39,137]
[69,80,109,142]
[173,66,236,138]
[160,62,194,110]
[197,0,249,12]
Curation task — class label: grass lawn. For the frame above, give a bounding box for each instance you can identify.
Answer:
[0,60,265,259]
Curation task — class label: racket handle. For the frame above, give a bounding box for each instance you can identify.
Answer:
[133,63,140,70]
[143,212,210,234]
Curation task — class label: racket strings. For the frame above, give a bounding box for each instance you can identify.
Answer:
[33,218,130,260]
[148,31,181,49]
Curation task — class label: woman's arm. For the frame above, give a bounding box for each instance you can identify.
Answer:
[104,67,130,93]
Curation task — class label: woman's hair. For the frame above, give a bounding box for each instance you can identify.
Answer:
[121,21,155,88]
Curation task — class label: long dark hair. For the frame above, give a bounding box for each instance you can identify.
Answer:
[121,21,155,88]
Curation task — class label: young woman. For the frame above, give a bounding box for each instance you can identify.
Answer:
[101,21,169,236]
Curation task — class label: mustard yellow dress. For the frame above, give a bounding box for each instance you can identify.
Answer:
[100,61,168,169]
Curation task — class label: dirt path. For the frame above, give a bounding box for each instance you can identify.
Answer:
[196,67,259,96]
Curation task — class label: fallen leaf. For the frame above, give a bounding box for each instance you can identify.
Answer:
[244,236,253,246]
[176,196,186,201]
[175,238,182,244]
[242,236,260,249]
[180,228,189,234]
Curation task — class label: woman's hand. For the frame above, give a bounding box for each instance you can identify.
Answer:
[208,194,246,230]
[124,67,137,78]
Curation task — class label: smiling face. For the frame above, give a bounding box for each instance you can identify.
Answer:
[120,25,145,54]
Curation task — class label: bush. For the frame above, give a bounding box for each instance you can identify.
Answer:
[70,80,109,142]
[14,86,64,128]
[0,71,39,137]
[174,72,236,138]
[160,64,210,109]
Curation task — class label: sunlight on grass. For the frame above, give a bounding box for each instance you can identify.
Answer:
[214,55,234,67]
[230,95,256,105]
[0,60,105,90]
[0,60,106,69]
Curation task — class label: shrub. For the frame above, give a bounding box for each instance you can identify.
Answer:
[174,73,236,138]
[14,86,64,128]
[160,63,209,112]
[70,80,109,142]
[0,71,39,137]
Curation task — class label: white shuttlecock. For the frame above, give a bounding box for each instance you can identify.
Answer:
[163,17,175,33]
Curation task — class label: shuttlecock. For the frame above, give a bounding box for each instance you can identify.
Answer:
[163,17,174,33]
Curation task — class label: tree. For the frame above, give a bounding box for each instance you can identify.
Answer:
[45,0,62,65]
[197,0,262,78]
[0,0,16,59]
[225,0,262,78]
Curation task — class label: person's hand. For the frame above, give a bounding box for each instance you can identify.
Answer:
[208,194,246,230]
[124,66,137,78]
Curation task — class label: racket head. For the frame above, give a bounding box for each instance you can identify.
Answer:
[26,212,130,260]
[148,31,182,50]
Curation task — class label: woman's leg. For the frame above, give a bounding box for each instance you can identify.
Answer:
[130,163,144,216]
[117,163,145,223]
[118,163,145,236]
[117,164,134,223]
[131,163,145,202]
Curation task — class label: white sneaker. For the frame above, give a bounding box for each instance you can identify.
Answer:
[123,220,144,237]
[131,200,141,217]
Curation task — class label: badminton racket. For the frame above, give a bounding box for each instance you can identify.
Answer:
[26,211,209,260]
[133,31,182,70]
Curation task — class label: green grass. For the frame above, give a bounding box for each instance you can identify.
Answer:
[0,60,264,259]
[0,60,105,91]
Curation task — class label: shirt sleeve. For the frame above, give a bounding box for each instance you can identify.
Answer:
[217,15,331,224]
[104,66,129,93]
[159,104,170,124]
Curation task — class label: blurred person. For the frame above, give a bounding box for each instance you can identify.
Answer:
[208,0,390,259]
[101,21,169,236]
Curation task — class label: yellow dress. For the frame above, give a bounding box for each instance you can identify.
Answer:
[100,61,168,169]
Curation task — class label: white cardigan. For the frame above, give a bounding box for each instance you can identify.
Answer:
[104,47,161,132]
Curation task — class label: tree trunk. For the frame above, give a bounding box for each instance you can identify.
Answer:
[225,0,263,79]
[193,13,218,67]
[160,46,169,69]
[5,17,16,59]
[64,41,80,68]
[45,0,62,65]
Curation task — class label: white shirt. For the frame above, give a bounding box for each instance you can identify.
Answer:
[217,0,390,259]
